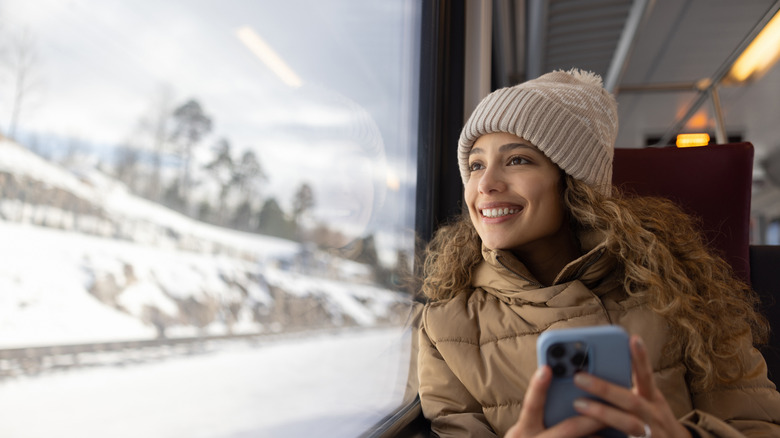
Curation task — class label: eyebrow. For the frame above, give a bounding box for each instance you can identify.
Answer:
[469,142,536,156]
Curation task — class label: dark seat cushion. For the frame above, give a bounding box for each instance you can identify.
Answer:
[751,245,780,385]
[613,143,753,283]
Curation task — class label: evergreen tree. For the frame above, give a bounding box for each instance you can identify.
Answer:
[203,138,235,225]
[258,198,296,240]
[292,182,315,227]
[170,99,212,209]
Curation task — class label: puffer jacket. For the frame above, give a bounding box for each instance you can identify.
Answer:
[418,233,780,437]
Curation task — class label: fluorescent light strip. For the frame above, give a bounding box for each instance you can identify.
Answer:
[728,10,780,83]
[236,26,303,88]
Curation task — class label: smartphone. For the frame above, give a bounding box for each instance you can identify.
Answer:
[536,325,631,436]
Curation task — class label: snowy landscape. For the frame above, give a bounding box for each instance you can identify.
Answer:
[0,137,413,348]
[0,136,417,436]
[0,2,421,435]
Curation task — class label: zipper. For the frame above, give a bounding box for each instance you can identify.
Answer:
[559,248,606,284]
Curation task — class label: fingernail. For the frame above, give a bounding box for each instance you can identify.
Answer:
[534,366,547,380]
[574,373,591,387]
[573,399,589,410]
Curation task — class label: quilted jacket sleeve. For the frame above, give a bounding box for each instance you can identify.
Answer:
[418,321,498,437]
[682,335,780,437]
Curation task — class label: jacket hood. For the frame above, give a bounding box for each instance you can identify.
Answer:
[474,230,616,305]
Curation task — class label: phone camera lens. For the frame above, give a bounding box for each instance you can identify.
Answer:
[571,352,588,370]
[550,344,566,359]
[552,363,567,377]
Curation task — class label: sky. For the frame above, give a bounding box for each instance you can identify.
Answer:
[0,0,421,239]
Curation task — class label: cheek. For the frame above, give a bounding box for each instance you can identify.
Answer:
[464,182,478,211]
[530,179,566,222]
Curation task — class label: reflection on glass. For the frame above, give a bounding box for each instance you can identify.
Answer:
[0,0,420,436]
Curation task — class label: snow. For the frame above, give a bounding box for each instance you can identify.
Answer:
[0,126,416,436]
[0,139,410,346]
[0,327,413,438]
[0,141,96,201]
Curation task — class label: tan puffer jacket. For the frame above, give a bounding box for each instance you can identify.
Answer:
[418,236,780,437]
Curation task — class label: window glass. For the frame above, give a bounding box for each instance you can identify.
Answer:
[768,219,780,245]
[0,1,421,436]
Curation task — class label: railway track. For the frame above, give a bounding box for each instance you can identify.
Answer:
[0,325,380,380]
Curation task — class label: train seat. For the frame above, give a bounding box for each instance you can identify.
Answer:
[612,142,780,385]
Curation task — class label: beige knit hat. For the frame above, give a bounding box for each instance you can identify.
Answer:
[458,68,618,195]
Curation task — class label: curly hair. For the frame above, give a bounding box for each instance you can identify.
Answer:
[420,175,768,390]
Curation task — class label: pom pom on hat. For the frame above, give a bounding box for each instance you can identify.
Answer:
[458,68,618,195]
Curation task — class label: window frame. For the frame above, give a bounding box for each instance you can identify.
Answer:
[362,0,466,436]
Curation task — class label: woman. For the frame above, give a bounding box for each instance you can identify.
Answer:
[417,69,780,437]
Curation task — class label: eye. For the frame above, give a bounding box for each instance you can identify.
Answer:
[468,161,485,172]
[508,155,531,166]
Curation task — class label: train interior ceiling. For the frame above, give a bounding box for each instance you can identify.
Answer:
[473,0,780,244]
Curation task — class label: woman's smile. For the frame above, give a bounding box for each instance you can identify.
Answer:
[480,205,522,220]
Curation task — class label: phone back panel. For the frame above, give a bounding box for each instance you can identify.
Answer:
[536,325,631,432]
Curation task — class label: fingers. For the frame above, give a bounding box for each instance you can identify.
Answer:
[572,335,691,438]
[573,373,642,413]
[630,335,655,400]
[519,366,552,421]
[573,397,647,437]
[508,366,605,438]
[572,370,649,436]
[551,415,607,438]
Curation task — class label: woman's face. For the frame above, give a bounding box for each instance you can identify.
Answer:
[464,132,568,255]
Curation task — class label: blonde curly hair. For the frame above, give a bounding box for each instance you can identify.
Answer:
[420,175,768,390]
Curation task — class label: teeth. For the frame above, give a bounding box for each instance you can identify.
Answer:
[481,208,518,218]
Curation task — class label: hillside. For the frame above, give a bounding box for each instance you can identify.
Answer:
[0,139,410,348]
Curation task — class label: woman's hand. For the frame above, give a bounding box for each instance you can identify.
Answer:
[571,335,692,438]
[505,366,606,438]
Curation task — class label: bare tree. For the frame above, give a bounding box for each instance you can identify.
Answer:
[140,85,175,202]
[114,142,142,192]
[2,28,41,140]
[234,150,266,200]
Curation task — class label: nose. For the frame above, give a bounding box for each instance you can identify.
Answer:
[477,166,506,194]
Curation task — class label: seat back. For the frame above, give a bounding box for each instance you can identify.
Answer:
[613,143,780,384]
[612,143,753,283]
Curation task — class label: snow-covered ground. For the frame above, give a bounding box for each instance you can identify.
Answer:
[0,219,408,347]
[0,326,413,438]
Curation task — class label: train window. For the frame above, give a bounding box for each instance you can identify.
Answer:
[0,1,421,437]
[768,220,780,245]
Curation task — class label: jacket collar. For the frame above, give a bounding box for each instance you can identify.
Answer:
[474,230,615,303]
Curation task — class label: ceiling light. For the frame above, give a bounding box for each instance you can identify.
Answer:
[726,10,780,83]
[236,26,303,88]
[676,133,710,148]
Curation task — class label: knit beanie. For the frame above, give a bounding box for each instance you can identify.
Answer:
[458,68,618,195]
